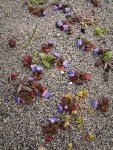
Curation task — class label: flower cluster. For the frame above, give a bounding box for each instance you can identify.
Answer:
[94,46,113,81]
[74,10,98,27]
[91,97,110,113]
[28,4,47,16]
[42,91,89,142]
[69,69,91,85]
[55,20,73,34]
[40,41,54,53]
[15,80,51,104]
[76,38,94,51]
[51,2,71,13]
[42,93,77,142]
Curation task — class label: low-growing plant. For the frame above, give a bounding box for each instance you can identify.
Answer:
[94,45,113,81]
[68,69,91,85]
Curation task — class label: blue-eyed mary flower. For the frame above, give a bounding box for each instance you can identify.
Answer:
[69,69,75,77]
[93,48,100,55]
[57,103,63,113]
[91,99,98,108]
[76,38,82,47]
[49,116,58,124]
[63,60,69,68]
[57,21,63,27]
[42,90,51,99]
[64,7,71,13]
[51,5,59,11]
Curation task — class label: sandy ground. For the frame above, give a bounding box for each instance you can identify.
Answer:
[0,0,113,150]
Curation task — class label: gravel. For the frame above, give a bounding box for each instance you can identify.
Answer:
[0,0,113,150]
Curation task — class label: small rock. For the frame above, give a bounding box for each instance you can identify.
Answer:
[56,33,61,37]
[69,82,72,85]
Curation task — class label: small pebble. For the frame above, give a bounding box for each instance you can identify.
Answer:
[69,82,72,85]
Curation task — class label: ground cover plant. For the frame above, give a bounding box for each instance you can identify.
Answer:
[0,0,113,150]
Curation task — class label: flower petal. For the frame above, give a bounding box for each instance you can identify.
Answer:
[91,99,98,108]
[49,116,58,124]
[69,69,75,77]
[57,21,63,27]
[76,39,82,47]
[63,60,69,68]
[42,90,51,99]
[51,5,58,11]
[57,103,63,113]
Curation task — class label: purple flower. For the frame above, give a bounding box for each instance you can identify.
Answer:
[63,24,68,31]
[14,96,24,103]
[76,38,82,47]
[58,3,62,8]
[43,11,47,16]
[36,65,43,71]
[63,60,69,68]
[48,39,53,44]
[81,46,85,51]
[93,48,100,55]
[57,103,63,113]
[42,90,51,99]
[49,116,58,124]
[54,52,60,57]
[91,99,98,108]
[31,65,43,72]
[28,77,34,81]
[64,7,71,13]
[57,21,63,27]
[51,5,58,11]
[64,105,68,110]
[69,69,75,77]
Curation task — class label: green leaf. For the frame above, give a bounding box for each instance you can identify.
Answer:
[32,50,37,56]
[30,0,36,4]
[38,53,46,60]
[32,59,39,64]
[94,27,107,36]
[103,51,112,61]
[46,54,54,62]
[42,60,50,68]
[75,117,83,124]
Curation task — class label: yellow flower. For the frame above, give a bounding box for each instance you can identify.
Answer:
[83,89,89,96]
[64,122,70,127]
[76,91,83,97]
[88,132,95,140]
[71,110,77,114]
[64,93,73,101]
[65,115,71,122]
[67,143,72,150]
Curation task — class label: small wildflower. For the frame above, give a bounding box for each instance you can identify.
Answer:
[57,21,63,27]
[54,52,60,57]
[63,24,68,31]
[42,90,51,99]
[43,10,47,16]
[63,60,69,68]
[64,7,71,13]
[57,103,63,113]
[76,38,82,47]
[93,48,100,55]
[91,99,98,108]
[69,69,75,77]
[49,116,58,124]
[51,5,58,11]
